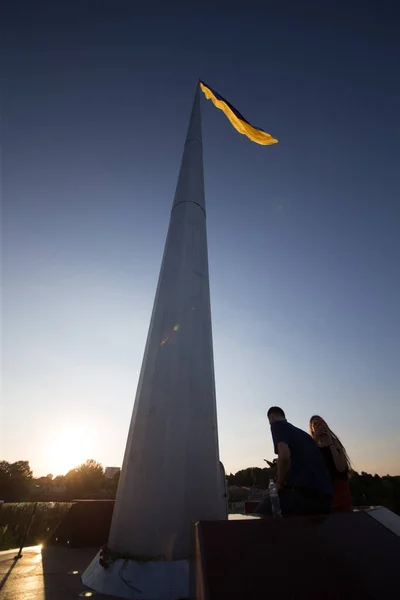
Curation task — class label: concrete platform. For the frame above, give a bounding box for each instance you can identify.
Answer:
[3,510,397,599]
[0,515,256,600]
[0,545,116,600]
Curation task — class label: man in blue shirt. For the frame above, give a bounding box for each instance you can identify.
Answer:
[255,407,332,516]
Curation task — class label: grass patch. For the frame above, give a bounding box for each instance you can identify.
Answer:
[0,502,73,550]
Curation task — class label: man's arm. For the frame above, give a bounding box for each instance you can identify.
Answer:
[276,441,291,490]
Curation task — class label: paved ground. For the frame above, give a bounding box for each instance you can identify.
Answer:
[0,545,115,599]
[0,516,258,599]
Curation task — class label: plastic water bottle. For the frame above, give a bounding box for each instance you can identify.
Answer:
[269,479,282,517]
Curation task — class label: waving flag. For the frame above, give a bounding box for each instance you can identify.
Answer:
[200,81,278,146]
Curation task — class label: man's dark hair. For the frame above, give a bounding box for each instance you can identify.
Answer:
[267,406,286,419]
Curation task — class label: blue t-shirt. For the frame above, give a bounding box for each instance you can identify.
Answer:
[271,420,332,496]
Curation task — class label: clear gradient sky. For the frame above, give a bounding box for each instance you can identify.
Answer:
[2,1,399,477]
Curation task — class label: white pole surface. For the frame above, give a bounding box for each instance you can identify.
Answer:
[108,85,227,561]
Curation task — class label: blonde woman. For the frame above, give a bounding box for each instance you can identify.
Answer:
[310,415,352,511]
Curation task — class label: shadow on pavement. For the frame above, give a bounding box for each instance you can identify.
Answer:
[0,557,17,591]
[0,545,114,600]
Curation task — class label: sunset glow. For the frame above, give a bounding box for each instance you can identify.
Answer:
[46,426,96,476]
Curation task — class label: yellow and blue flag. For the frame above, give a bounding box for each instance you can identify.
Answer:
[199,81,278,146]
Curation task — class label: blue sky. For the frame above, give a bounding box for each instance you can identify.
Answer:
[2,1,399,477]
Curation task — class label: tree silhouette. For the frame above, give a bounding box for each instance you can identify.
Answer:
[0,461,33,501]
[65,459,105,498]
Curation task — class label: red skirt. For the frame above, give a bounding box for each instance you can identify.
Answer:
[332,478,352,511]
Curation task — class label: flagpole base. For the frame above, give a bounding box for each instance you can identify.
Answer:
[82,550,189,600]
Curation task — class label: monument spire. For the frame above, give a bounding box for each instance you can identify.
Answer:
[107,83,226,561]
[172,83,205,213]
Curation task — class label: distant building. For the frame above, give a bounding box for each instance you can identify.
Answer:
[105,467,120,479]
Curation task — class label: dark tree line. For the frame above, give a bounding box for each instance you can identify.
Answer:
[227,466,276,490]
[1,460,399,515]
[227,467,400,514]
[0,461,33,501]
[0,460,120,502]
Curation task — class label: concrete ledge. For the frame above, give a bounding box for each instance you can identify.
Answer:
[50,500,115,548]
[364,506,400,536]
[194,511,400,600]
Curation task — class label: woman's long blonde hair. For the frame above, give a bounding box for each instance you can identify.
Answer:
[310,415,351,473]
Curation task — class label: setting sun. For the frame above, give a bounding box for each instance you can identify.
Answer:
[46,426,96,475]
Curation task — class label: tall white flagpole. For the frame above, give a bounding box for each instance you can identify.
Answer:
[83,83,226,599]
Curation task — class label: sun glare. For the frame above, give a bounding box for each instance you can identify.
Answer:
[47,426,96,475]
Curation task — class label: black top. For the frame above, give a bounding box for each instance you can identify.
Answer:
[319,446,349,481]
[271,420,333,497]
